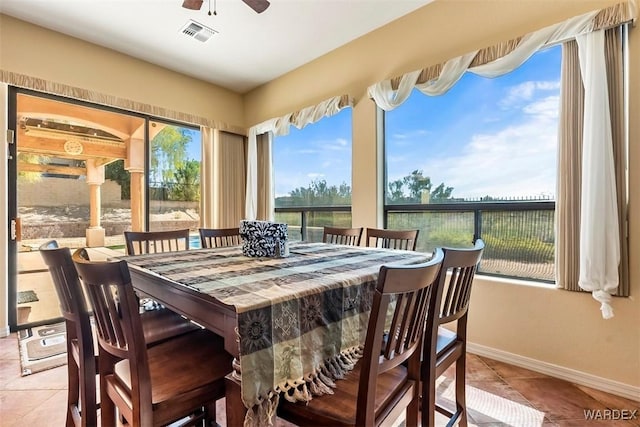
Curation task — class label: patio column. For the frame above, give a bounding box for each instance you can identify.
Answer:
[125,137,145,232]
[85,159,105,247]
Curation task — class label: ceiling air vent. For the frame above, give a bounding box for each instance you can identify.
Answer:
[180,20,218,42]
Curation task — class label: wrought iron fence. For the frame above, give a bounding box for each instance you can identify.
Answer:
[275,200,555,283]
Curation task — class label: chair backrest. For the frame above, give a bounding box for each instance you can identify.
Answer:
[72,250,153,415]
[124,229,190,255]
[199,227,242,248]
[365,228,420,251]
[39,241,98,426]
[435,239,485,326]
[322,226,363,246]
[355,249,443,426]
[39,240,93,341]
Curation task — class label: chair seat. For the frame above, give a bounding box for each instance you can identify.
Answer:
[113,329,231,403]
[278,359,412,426]
[140,308,201,345]
[111,329,232,425]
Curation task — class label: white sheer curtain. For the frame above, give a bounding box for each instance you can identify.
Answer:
[245,95,352,220]
[576,30,620,319]
[245,117,287,220]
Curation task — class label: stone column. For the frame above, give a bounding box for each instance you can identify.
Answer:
[125,137,145,232]
[85,159,106,247]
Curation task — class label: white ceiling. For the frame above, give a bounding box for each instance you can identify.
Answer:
[0,0,433,93]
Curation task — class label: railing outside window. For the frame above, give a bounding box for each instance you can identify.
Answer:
[275,200,555,283]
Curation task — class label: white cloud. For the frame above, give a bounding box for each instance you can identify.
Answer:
[523,95,559,119]
[307,173,324,179]
[499,80,560,109]
[419,100,558,199]
[389,129,430,146]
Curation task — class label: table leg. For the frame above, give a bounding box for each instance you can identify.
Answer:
[224,373,246,427]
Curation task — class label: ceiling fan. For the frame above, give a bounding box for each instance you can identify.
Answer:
[182,0,270,14]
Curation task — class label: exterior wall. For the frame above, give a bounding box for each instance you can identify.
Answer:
[243,0,640,390]
[18,177,121,206]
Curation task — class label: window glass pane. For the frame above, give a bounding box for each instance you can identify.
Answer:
[386,47,560,203]
[148,122,201,243]
[384,46,560,281]
[274,109,352,241]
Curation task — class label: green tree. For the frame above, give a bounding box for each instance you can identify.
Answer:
[105,160,130,199]
[171,159,200,202]
[150,126,191,186]
[387,169,454,203]
[430,182,454,202]
[279,179,351,206]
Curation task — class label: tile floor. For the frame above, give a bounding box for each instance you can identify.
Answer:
[1,331,638,426]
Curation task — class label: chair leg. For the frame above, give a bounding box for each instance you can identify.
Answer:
[205,401,217,427]
[421,365,437,427]
[455,354,468,427]
[78,361,98,427]
[66,351,79,427]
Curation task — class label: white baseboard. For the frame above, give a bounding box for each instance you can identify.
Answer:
[0,325,10,338]
[467,342,640,402]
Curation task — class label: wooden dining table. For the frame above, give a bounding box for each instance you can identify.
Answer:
[100,241,431,426]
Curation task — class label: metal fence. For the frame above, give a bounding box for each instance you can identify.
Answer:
[275,200,555,282]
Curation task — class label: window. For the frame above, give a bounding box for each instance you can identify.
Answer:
[384,46,561,282]
[273,108,352,241]
[148,121,201,237]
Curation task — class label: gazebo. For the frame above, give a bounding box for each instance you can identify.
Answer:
[15,93,164,246]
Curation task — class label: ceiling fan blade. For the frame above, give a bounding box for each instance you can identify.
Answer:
[182,0,204,10]
[242,0,270,14]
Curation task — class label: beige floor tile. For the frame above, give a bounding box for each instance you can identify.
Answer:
[479,355,551,380]
[507,377,607,422]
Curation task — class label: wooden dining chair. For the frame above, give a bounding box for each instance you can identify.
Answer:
[124,229,190,255]
[72,249,233,427]
[199,227,242,248]
[39,240,97,427]
[39,241,200,427]
[322,226,363,246]
[277,249,444,427]
[124,229,191,311]
[365,228,420,251]
[421,239,485,427]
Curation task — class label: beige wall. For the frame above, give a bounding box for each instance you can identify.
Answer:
[0,0,638,392]
[0,14,244,131]
[244,0,640,390]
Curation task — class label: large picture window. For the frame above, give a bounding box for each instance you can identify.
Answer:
[384,46,561,282]
[273,108,352,241]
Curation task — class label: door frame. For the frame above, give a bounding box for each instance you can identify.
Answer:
[6,87,200,331]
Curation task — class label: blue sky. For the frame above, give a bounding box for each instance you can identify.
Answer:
[275,44,561,200]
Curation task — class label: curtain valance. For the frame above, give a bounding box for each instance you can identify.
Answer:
[368,1,637,111]
[0,70,245,134]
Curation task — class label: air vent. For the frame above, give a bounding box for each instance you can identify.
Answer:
[180,20,217,42]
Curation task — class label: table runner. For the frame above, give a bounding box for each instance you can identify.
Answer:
[122,242,430,425]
